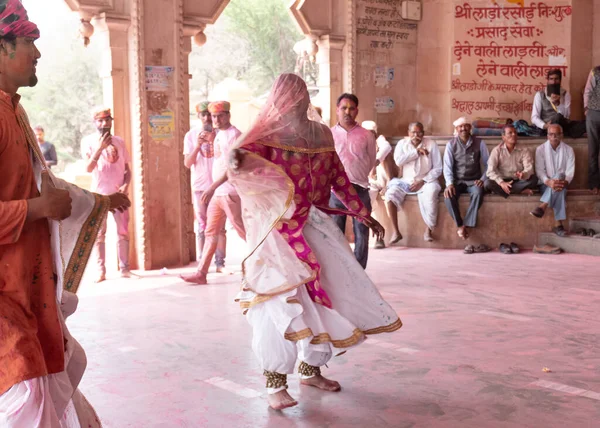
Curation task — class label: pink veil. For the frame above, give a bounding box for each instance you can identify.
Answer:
[229,74,333,299]
[234,73,334,152]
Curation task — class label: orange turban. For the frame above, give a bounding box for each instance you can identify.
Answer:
[208,101,231,114]
[93,108,112,121]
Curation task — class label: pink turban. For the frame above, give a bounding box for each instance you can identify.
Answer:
[0,0,39,39]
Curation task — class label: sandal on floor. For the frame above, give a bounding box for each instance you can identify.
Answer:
[474,244,491,253]
[499,243,512,254]
[509,242,520,254]
[463,245,474,254]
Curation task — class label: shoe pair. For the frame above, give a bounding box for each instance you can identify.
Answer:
[374,239,385,249]
[576,228,596,237]
[533,244,562,254]
[499,242,519,254]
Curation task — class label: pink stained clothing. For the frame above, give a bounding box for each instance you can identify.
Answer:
[82,133,131,195]
[331,123,377,189]
[243,139,370,309]
[212,126,242,196]
[183,126,215,192]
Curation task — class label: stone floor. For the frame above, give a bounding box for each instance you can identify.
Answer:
[74,239,600,428]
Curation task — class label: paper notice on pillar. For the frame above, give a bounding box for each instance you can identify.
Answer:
[148,110,175,141]
[145,66,174,92]
[375,97,395,113]
[374,66,395,87]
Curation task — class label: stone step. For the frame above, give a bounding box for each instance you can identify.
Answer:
[570,217,600,232]
[538,232,600,256]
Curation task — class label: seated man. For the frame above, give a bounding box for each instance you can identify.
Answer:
[531,69,586,138]
[484,124,537,198]
[362,120,394,249]
[443,117,489,240]
[385,122,442,242]
[530,124,575,237]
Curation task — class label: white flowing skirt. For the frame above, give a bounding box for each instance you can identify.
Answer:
[238,207,402,373]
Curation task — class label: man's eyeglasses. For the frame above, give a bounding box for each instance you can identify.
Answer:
[548,132,563,137]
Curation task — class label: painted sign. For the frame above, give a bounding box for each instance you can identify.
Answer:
[451,0,572,119]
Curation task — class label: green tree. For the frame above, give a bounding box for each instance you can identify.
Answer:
[189,0,304,104]
[20,0,103,172]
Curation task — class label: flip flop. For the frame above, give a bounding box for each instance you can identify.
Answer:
[509,242,520,254]
[474,244,491,253]
[463,245,474,254]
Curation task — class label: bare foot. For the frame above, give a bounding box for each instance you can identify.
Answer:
[120,269,131,278]
[300,375,341,392]
[592,188,600,195]
[457,227,468,240]
[423,228,433,242]
[389,232,402,244]
[267,390,298,410]
[216,267,233,275]
[179,273,208,285]
[95,273,106,283]
[523,189,534,196]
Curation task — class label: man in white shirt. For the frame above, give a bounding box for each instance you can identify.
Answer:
[531,69,586,138]
[385,122,442,242]
[330,93,377,268]
[183,101,226,269]
[530,124,575,237]
[181,101,246,285]
[362,120,393,249]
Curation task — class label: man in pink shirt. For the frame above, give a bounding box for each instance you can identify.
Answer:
[82,108,132,282]
[330,93,377,268]
[183,101,226,269]
[181,101,246,285]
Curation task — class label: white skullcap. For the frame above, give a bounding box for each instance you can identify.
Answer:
[362,120,377,133]
[453,117,469,128]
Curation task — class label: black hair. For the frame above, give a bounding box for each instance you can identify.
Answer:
[0,34,17,51]
[336,93,359,107]
[547,68,562,80]
[502,123,515,135]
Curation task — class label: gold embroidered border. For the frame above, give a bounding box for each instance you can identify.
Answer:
[260,141,335,154]
[363,318,403,335]
[283,317,403,349]
[63,194,111,293]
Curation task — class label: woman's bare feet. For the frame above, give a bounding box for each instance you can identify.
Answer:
[300,375,341,392]
[457,226,469,240]
[179,273,208,285]
[523,188,534,196]
[267,390,298,410]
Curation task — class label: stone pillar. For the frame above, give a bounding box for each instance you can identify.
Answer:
[570,0,594,119]
[128,0,192,270]
[316,35,346,125]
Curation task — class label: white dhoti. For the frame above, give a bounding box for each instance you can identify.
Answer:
[385,178,441,230]
[239,207,402,383]
[0,293,101,428]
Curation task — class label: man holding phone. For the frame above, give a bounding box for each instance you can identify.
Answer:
[183,101,226,269]
[83,107,132,282]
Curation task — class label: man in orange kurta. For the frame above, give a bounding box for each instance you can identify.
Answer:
[0,1,130,425]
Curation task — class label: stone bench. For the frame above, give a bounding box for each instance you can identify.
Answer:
[370,189,600,250]
[387,136,593,191]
